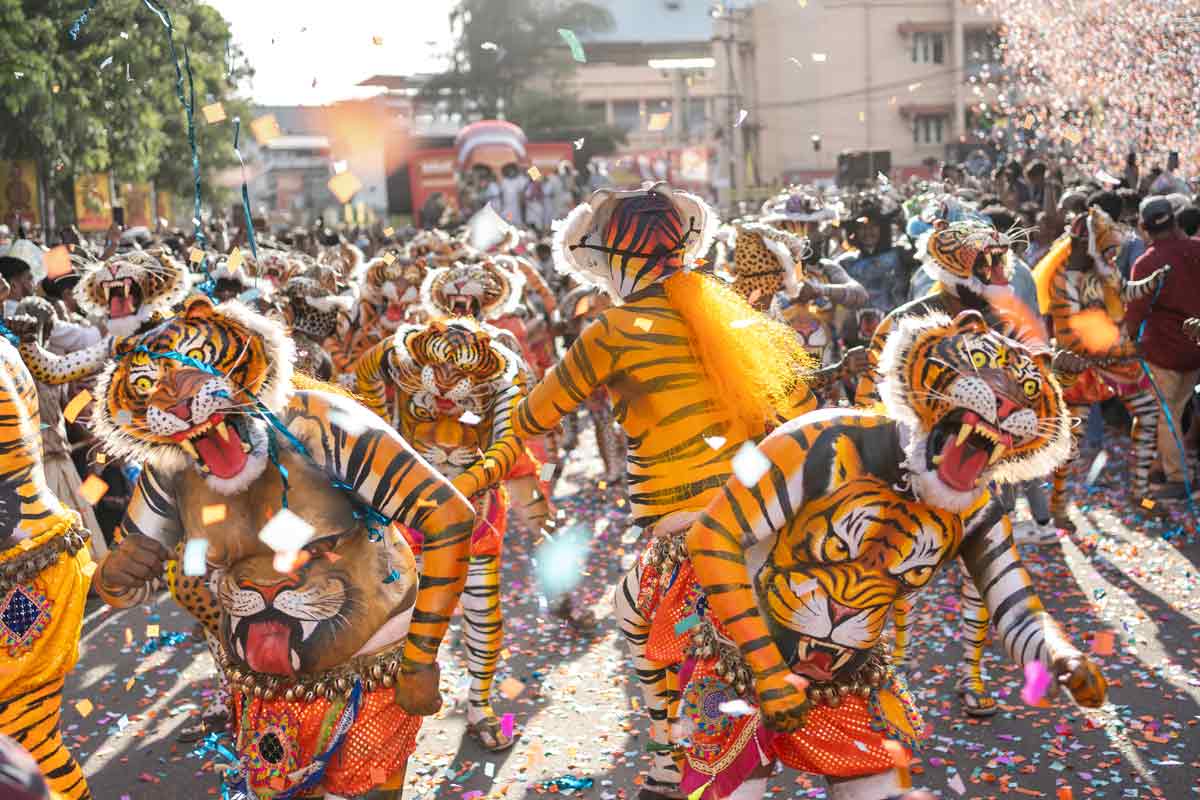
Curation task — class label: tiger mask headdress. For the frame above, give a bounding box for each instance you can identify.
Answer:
[729,222,810,308]
[359,252,429,330]
[923,218,1014,302]
[878,310,1071,512]
[76,248,189,338]
[388,319,520,421]
[421,258,524,321]
[283,275,355,341]
[93,296,294,495]
[552,181,718,301]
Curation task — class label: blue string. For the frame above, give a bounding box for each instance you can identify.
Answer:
[136,0,215,300]
[1133,281,1198,527]
[232,119,260,261]
[130,345,389,540]
[67,0,98,39]
[0,322,19,347]
[273,681,363,800]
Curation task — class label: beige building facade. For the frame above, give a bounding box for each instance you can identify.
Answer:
[717,0,1002,186]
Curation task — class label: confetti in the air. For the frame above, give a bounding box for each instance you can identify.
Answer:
[704,435,727,450]
[527,165,542,181]
[459,410,482,425]
[259,508,315,553]
[202,504,227,525]
[573,137,585,150]
[63,389,92,423]
[647,112,672,132]
[1085,450,1109,486]
[732,441,771,487]
[734,109,748,127]
[557,28,587,62]
[534,525,588,597]
[480,41,499,50]
[78,474,108,505]
[328,171,363,204]
[1020,660,1053,705]
[182,538,209,576]
[201,102,226,124]
[717,699,755,716]
[811,53,827,62]
[250,114,282,144]
[227,247,243,272]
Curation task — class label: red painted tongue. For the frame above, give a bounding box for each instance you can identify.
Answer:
[110,294,136,318]
[938,438,990,491]
[808,651,833,672]
[386,304,404,321]
[245,620,295,675]
[194,427,248,479]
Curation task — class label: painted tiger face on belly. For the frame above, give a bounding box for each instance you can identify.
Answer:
[877,310,1071,512]
[760,470,962,680]
[92,296,294,495]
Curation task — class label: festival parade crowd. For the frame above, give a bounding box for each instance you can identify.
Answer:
[0,143,1199,800]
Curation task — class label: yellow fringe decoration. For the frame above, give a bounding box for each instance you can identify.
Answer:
[291,372,360,402]
[663,271,815,439]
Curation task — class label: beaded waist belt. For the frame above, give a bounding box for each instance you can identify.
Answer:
[689,616,890,725]
[0,515,89,598]
[217,638,406,703]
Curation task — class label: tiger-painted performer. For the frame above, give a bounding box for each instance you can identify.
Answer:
[681,311,1106,800]
[338,249,432,374]
[1032,207,1169,530]
[453,183,816,800]
[0,279,95,800]
[854,218,1036,716]
[282,274,356,382]
[727,206,868,403]
[18,248,189,386]
[90,296,475,799]
[354,318,527,751]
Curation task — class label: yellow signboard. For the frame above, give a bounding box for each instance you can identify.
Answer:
[120,182,154,228]
[0,160,40,226]
[75,173,113,232]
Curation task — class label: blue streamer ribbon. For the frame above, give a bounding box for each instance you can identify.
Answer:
[68,0,99,39]
[136,0,215,299]
[129,345,390,539]
[0,322,20,347]
[1134,280,1198,526]
[232,119,259,261]
[273,681,363,800]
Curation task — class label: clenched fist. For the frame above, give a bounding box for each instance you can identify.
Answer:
[1053,654,1107,708]
[395,662,443,716]
[98,533,171,595]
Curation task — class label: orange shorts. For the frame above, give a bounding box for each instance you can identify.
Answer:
[679,655,923,798]
[233,682,421,798]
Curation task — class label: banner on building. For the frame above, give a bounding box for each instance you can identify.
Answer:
[0,160,40,227]
[74,173,113,232]
[120,182,154,229]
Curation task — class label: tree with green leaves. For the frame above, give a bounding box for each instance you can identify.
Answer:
[424,0,624,155]
[0,0,251,228]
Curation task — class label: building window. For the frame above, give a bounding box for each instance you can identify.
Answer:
[612,100,640,132]
[911,32,945,64]
[913,114,946,145]
[964,28,1000,69]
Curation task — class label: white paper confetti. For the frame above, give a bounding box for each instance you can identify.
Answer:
[258,508,315,553]
[458,410,482,425]
[811,53,828,62]
[481,41,499,50]
[99,55,114,70]
[734,109,748,127]
[704,436,727,451]
[573,137,585,150]
[183,538,209,576]
[539,462,558,482]
[717,699,755,716]
[1085,449,1108,485]
[732,442,772,487]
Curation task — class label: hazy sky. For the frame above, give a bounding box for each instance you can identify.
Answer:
[206,0,456,105]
